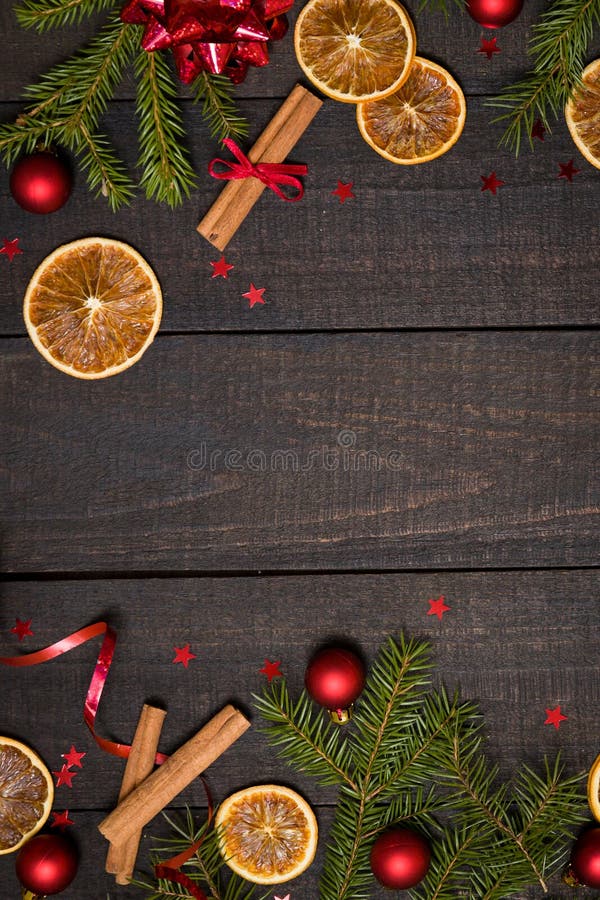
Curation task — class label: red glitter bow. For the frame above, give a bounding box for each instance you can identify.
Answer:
[121,0,292,83]
[209,138,307,200]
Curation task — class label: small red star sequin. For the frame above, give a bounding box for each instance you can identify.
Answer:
[51,810,74,830]
[331,180,355,203]
[427,596,451,620]
[481,172,505,195]
[0,237,23,262]
[210,255,234,278]
[173,644,197,667]
[478,36,500,59]
[545,705,568,729]
[557,159,581,182]
[259,659,283,682]
[62,745,86,769]
[10,618,33,640]
[242,283,266,308]
[53,764,77,788]
[531,118,546,141]
[275,895,291,900]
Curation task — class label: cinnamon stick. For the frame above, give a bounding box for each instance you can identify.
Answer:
[98,704,250,847]
[105,703,166,884]
[197,83,322,250]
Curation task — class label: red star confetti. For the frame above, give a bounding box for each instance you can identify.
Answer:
[62,745,86,769]
[545,705,568,729]
[557,159,581,182]
[53,764,77,788]
[260,659,283,682]
[0,237,23,262]
[478,36,500,59]
[332,180,355,203]
[427,596,451,620]
[242,283,266,309]
[210,255,234,279]
[481,172,505,195]
[531,118,546,141]
[173,644,197,668]
[11,618,34,640]
[274,895,291,900]
[51,810,74,831]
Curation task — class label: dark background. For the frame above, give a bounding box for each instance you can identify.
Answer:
[0,0,599,897]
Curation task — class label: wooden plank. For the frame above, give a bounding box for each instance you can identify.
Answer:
[1,95,600,334]
[1,331,598,572]
[0,572,597,898]
[4,0,595,103]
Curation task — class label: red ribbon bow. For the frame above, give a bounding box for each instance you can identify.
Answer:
[209,138,307,201]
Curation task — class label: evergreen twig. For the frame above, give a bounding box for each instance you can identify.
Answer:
[255,633,588,899]
[134,46,197,206]
[490,0,600,152]
[15,0,118,31]
[192,72,248,143]
[416,0,464,17]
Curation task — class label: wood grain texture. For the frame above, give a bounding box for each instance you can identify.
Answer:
[1,92,599,333]
[1,332,597,572]
[1,572,599,898]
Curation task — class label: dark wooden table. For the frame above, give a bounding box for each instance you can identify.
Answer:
[1,1,599,897]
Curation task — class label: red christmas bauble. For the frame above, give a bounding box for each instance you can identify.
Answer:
[10,152,72,214]
[370,828,431,890]
[15,834,79,895]
[467,0,524,28]
[304,648,365,711]
[569,827,600,888]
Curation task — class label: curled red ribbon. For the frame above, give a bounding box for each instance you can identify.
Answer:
[209,138,307,201]
[0,621,166,765]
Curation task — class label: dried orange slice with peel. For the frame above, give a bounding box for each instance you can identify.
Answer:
[357,56,466,164]
[565,58,600,170]
[24,237,162,379]
[294,0,416,103]
[0,737,54,855]
[587,751,600,821]
[215,784,318,884]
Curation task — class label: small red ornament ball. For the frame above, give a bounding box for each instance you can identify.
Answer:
[304,648,365,710]
[569,827,600,888]
[370,828,431,890]
[15,834,79,895]
[467,0,524,28]
[10,151,72,214]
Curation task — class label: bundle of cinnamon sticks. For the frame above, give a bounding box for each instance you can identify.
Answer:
[100,703,250,884]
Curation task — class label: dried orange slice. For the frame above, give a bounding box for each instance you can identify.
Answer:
[215,784,318,884]
[24,237,162,379]
[587,751,600,821]
[0,737,54,855]
[565,58,600,170]
[357,56,466,164]
[294,0,416,103]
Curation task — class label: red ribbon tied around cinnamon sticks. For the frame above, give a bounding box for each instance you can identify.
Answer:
[209,138,307,201]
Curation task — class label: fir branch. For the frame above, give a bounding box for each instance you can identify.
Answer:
[134,45,197,206]
[490,0,600,152]
[416,0,464,17]
[192,72,248,142]
[254,679,358,790]
[0,12,137,207]
[15,0,118,32]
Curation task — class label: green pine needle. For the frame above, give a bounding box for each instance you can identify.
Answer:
[254,633,588,900]
[192,72,248,142]
[15,0,119,32]
[490,0,600,153]
[134,46,197,206]
[416,0,464,16]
